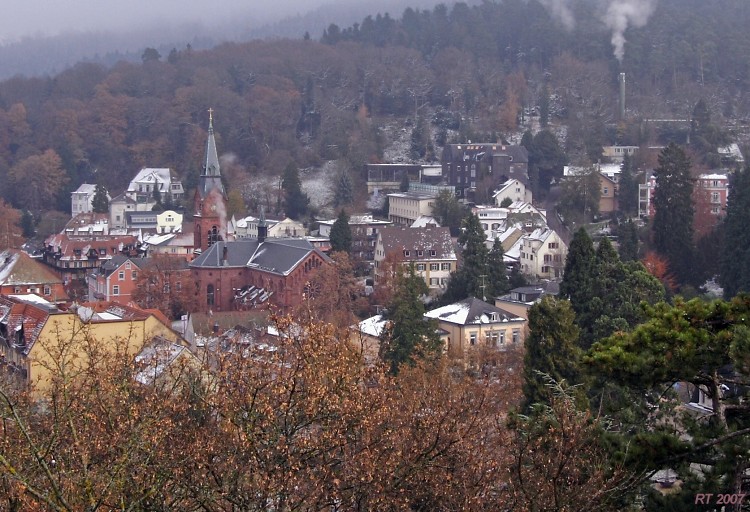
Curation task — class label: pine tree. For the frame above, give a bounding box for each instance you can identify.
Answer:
[617,153,639,215]
[20,210,35,238]
[720,165,750,298]
[559,228,596,316]
[380,264,441,374]
[522,296,581,409]
[443,213,489,302]
[329,209,352,253]
[652,144,695,286]
[487,238,509,299]
[617,219,639,262]
[282,162,310,220]
[91,183,109,214]
[333,166,355,208]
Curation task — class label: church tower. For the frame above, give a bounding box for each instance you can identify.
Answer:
[193,109,228,253]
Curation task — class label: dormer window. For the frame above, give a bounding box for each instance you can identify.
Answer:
[430,250,437,257]
[417,250,423,257]
[403,250,410,257]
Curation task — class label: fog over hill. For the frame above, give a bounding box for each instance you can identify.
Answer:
[0,0,462,79]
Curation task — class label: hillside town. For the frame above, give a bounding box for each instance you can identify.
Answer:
[1,0,750,509]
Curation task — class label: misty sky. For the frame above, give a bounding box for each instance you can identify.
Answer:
[1,0,317,42]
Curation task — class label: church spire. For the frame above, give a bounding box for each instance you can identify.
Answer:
[198,108,226,199]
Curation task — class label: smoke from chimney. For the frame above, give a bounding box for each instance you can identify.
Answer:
[603,0,657,62]
[539,0,575,30]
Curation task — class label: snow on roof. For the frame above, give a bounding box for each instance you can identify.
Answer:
[72,183,97,194]
[8,294,54,307]
[353,315,387,338]
[699,173,729,180]
[425,298,525,325]
[410,215,440,228]
[134,340,191,386]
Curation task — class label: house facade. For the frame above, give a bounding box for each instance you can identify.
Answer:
[318,214,393,262]
[442,143,528,200]
[514,228,567,280]
[0,295,181,393]
[387,191,437,226]
[42,234,141,283]
[424,297,526,358]
[374,226,456,291]
[71,183,106,215]
[493,178,532,205]
[88,255,144,304]
[0,250,67,302]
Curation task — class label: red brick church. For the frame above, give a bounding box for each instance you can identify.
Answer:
[190,112,330,313]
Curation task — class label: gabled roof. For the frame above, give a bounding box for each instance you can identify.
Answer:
[411,215,441,228]
[425,297,525,326]
[72,183,97,195]
[190,238,329,276]
[0,250,62,286]
[45,234,139,261]
[352,315,387,338]
[377,226,456,260]
[127,168,176,192]
[492,178,525,198]
[0,295,53,355]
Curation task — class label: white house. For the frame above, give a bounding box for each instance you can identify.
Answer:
[71,184,108,215]
[493,178,532,206]
[509,228,567,280]
[387,191,437,226]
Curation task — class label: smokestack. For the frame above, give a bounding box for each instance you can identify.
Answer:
[619,72,626,120]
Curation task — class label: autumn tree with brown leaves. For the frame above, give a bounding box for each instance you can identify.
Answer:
[131,254,198,320]
[0,313,634,511]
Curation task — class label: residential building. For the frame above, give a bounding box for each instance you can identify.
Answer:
[87,255,145,304]
[141,232,196,261]
[318,214,392,262]
[494,284,558,321]
[0,295,182,393]
[639,172,729,219]
[508,228,567,280]
[64,213,111,237]
[42,234,141,283]
[387,191,437,226]
[373,226,456,291]
[599,173,618,213]
[349,314,387,365]
[0,250,67,302]
[441,143,528,200]
[71,183,109,215]
[602,145,639,163]
[424,297,526,358]
[473,202,547,244]
[234,216,306,239]
[109,168,184,229]
[493,178,532,205]
[121,209,183,233]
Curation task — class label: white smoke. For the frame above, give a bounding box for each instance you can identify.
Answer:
[539,0,576,31]
[602,0,657,62]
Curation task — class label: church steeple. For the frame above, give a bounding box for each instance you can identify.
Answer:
[198,108,226,199]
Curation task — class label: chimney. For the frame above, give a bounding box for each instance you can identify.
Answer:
[618,73,626,121]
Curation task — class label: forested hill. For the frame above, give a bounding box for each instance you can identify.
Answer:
[0,0,749,214]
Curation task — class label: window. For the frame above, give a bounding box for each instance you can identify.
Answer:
[125,262,131,269]
[416,264,426,271]
[43,286,51,296]
[430,250,436,257]
[430,263,439,271]
[548,242,558,249]
[499,331,505,345]
[417,250,423,257]
[132,271,138,280]
[544,254,552,263]
[207,284,215,306]
[430,278,440,286]
[603,187,609,195]
[176,282,181,292]
[711,192,720,203]
[469,332,477,346]
[485,331,499,346]
[512,329,520,343]
[403,250,410,257]
[99,248,106,256]
[441,263,451,271]
[711,206,721,214]
[113,285,120,296]
[118,271,125,280]
[542,265,550,273]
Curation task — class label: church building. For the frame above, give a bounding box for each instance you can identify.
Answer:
[189,112,330,313]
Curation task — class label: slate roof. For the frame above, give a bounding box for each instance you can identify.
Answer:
[377,226,456,261]
[0,250,62,286]
[190,238,329,276]
[424,297,525,326]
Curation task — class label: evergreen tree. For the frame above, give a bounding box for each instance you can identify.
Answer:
[20,210,34,238]
[399,171,410,192]
[380,264,441,374]
[281,162,310,220]
[431,189,465,236]
[617,219,639,262]
[443,213,489,302]
[617,153,639,215]
[720,165,750,298]
[152,185,162,205]
[410,115,433,160]
[539,83,550,127]
[329,209,352,253]
[652,144,695,286]
[522,296,581,409]
[559,228,596,316]
[91,183,109,214]
[332,166,354,208]
[486,238,509,299]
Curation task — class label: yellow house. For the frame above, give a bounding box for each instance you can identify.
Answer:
[424,297,526,359]
[0,295,182,394]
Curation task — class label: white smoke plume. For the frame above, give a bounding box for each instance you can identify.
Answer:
[602,0,657,62]
[539,0,576,30]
